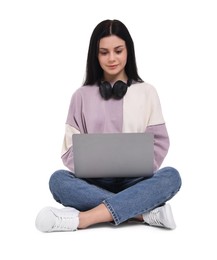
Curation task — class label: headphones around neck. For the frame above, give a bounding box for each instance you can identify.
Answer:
[99,79,132,100]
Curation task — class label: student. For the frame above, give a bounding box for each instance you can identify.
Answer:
[35,19,181,232]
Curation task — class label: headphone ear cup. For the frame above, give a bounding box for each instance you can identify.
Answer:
[112,80,128,100]
[99,81,113,100]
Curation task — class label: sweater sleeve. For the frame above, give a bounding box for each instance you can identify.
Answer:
[145,123,170,171]
[61,90,83,171]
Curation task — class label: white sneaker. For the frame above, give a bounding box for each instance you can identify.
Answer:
[142,204,176,229]
[35,207,80,232]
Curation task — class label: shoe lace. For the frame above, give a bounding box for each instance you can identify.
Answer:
[53,216,74,230]
[145,209,163,226]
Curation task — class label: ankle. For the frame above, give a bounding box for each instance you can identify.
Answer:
[132,215,144,222]
[78,212,91,229]
[78,204,113,229]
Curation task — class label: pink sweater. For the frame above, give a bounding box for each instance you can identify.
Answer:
[61,82,170,172]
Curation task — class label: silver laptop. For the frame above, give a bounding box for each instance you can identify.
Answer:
[73,133,154,178]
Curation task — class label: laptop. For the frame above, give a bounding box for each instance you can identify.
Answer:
[73,133,154,178]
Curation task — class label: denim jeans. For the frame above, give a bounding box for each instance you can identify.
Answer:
[49,167,181,225]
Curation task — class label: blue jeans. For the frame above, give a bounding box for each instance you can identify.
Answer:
[49,167,181,225]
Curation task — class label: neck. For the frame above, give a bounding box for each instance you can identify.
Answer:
[103,72,128,84]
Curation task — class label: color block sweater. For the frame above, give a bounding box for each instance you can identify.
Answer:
[61,82,170,172]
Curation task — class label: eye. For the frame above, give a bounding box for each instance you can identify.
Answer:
[99,51,108,56]
[115,49,123,54]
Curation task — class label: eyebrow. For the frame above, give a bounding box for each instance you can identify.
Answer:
[99,45,125,51]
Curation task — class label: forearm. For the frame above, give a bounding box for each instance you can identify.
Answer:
[61,124,80,171]
[145,123,170,171]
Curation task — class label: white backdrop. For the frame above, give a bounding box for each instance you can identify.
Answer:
[0,0,216,259]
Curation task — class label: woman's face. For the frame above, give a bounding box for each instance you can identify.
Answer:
[98,35,128,82]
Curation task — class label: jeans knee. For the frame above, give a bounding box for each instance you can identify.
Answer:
[49,170,60,194]
[49,169,71,194]
[156,166,182,196]
[164,166,182,192]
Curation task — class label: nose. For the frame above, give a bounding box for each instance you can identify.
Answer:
[108,51,115,62]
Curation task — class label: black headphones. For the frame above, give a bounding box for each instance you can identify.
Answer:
[99,79,132,100]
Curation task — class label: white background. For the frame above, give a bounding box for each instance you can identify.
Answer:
[0,0,216,259]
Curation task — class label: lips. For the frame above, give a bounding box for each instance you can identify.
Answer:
[108,65,118,69]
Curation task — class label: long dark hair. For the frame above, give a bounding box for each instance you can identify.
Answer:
[83,19,143,86]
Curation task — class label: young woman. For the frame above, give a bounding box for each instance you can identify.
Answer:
[35,19,181,232]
